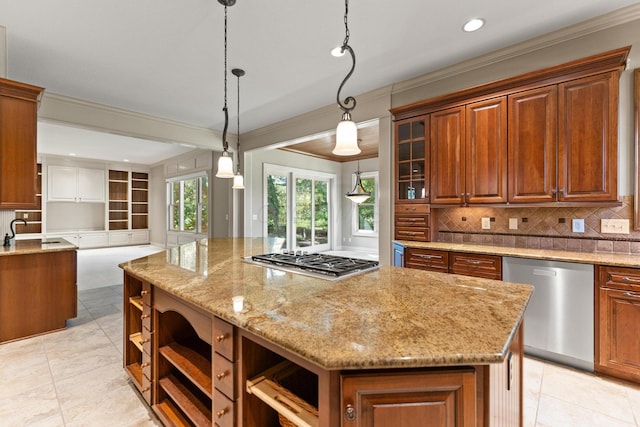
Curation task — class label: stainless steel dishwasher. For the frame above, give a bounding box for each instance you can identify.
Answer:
[502,256,594,371]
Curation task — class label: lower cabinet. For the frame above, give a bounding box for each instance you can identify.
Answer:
[341,369,477,427]
[405,247,449,272]
[596,265,640,383]
[403,247,502,280]
[109,229,150,246]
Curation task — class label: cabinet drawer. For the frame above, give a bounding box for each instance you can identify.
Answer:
[141,282,152,306]
[396,214,429,228]
[141,377,152,404]
[598,265,640,292]
[395,204,430,214]
[141,332,152,356]
[213,352,236,400]
[213,317,235,361]
[395,227,430,241]
[213,388,235,427]
[406,248,449,272]
[450,253,502,279]
[141,304,152,331]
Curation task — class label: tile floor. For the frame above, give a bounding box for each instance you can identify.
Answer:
[1,245,639,426]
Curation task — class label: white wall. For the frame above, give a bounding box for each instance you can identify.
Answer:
[340,157,379,252]
[0,25,6,78]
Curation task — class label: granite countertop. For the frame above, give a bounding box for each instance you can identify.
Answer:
[120,238,533,371]
[0,238,77,256]
[395,240,640,268]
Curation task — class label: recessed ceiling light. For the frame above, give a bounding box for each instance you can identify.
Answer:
[69,153,76,156]
[123,159,130,162]
[463,18,485,32]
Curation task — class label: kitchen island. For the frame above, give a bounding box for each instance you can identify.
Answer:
[0,238,77,343]
[120,238,532,426]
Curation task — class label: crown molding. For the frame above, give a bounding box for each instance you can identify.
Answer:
[39,91,222,149]
[392,3,640,95]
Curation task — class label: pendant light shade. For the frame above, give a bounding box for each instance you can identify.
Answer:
[333,0,360,156]
[333,112,360,155]
[346,161,371,204]
[232,172,244,189]
[216,151,234,178]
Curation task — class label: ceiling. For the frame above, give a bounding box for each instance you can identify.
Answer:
[1,0,637,164]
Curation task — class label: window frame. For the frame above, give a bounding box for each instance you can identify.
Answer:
[166,171,209,234]
[352,171,379,237]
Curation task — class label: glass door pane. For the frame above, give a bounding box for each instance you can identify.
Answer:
[294,177,330,252]
[295,178,312,248]
[314,180,328,245]
[267,174,288,250]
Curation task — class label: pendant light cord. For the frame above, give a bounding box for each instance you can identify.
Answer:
[221,5,229,152]
[236,70,241,172]
[336,0,356,115]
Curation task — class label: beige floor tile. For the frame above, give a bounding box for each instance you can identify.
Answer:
[0,342,52,398]
[0,382,64,426]
[627,385,640,425]
[540,363,636,424]
[536,394,636,427]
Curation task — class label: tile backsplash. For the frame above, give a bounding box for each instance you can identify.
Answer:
[436,196,640,254]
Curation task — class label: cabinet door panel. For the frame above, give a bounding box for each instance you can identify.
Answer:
[466,97,508,204]
[430,107,465,204]
[47,166,77,201]
[508,86,557,203]
[78,168,106,202]
[558,73,618,201]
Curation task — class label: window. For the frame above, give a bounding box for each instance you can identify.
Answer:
[167,173,209,233]
[353,171,378,236]
[265,164,334,252]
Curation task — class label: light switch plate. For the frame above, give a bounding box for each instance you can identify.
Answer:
[601,218,630,234]
[572,219,585,233]
[481,217,491,230]
[509,218,518,230]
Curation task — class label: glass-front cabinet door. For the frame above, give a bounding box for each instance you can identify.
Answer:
[395,116,428,202]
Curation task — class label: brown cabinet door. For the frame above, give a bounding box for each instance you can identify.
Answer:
[596,266,640,382]
[405,248,449,272]
[341,369,476,427]
[0,80,42,209]
[430,106,465,204]
[558,72,618,202]
[449,252,502,280]
[395,117,429,203]
[508,86,558,203]
[465,97,508,204]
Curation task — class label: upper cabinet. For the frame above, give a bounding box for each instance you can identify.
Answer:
[391,46,630,208]
[395,116,429,203]
[47,166,105,203]
[0,78,44,209]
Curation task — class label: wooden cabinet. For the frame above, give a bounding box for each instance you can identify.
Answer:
[558,72,618,202]
[449,252,502,280]
[405,248,449,272]
[213,317,237,427]
[108,170,129,230]
[0,249,77,343]
[596,265,640,383]
[109,169,149,237]
[123,273,153,403]
[508,86,558,203]
[131,172,149,229]
[341,368,477,427]
[47,166,105,202]
[394,204,431,241]
[0,78,43,209]
[430,98,507,205]
[395,116,429,203]
[392,47,628,209]
[430,106,465,204]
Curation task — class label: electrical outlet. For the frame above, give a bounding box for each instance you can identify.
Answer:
[509,218,518,230]
[572,219,585,233]
[481,217,491,230]
[601,219,630,234]
[22,213,28,219]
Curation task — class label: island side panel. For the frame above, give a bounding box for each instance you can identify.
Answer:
[0,249,77,342]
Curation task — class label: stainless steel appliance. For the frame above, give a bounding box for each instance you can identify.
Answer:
[502,256,594,371]
[246,252,379,281]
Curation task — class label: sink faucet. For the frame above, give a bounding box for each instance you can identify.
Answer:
[3,218,27,246]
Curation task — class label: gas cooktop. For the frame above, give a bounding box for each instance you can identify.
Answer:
[246,252,379,280]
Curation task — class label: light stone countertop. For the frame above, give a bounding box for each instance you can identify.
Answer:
[0,238,77,256]
[120,238,533,371]
[395,240,640,268]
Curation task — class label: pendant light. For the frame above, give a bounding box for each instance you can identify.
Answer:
[216,0,236,178]
[332,0,360,156]
[345,160,371,204]
[232,68,245,190]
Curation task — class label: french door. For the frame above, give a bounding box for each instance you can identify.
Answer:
[264,165,333,253]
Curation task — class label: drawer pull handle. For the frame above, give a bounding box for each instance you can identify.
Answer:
[344,404,357,421]
[141,386,150,392]
[216,409,227,418]
[140,290,149,296]
[216,371,228,380]
[141,363,150,368]
[140,338,150,344]
[141,314,150,319]
[466,260,482,265]
[621,276,640,284]
[624,292,640,299]
[416,254,436,260]
[216,333,228,343]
